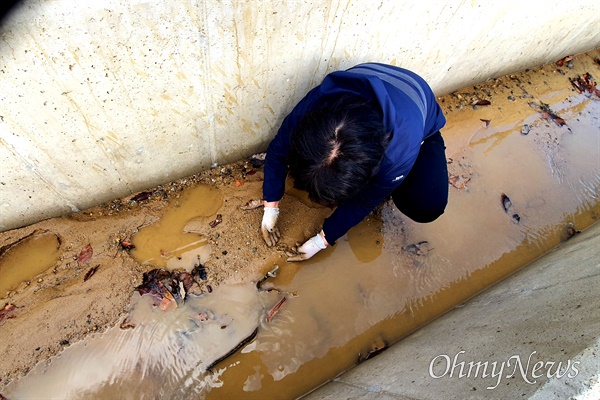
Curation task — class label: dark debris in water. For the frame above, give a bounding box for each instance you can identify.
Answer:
[256,265,279,291]
[205,327,259,372]
[565,223,581,240]
[528,101,566,127]
[501,193,513,212]
[501,193,521,224]
[402,241,431,256]
[192,263,208,281]
[358,338,389,363]
[136,267,208,310]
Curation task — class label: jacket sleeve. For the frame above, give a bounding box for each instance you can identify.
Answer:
[322,175,399,245]
[263,87,323,202]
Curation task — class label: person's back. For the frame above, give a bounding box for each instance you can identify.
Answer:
[261,63,448,261]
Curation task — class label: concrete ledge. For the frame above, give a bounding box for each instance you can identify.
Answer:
[305,222,600,400]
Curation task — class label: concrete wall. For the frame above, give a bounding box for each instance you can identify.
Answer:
[1,0,599,231]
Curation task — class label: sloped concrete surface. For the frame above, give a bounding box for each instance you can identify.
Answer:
[305,222,600,400]
[2,1,600,231]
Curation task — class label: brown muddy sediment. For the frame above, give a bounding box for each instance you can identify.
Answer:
[1,49,599,397]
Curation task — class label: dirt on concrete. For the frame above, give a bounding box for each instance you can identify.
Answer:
[0,159,331,388]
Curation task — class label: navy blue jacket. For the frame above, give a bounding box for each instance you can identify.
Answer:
[263,63,446,245]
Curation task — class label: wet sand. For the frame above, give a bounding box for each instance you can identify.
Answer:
[1,49,599,396]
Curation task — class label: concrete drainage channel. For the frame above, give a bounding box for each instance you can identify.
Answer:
[1,50,599,399]
[1,3,599,400]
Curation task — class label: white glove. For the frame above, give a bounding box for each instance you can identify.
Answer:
[286,231,328,262]
[261,207,281,247]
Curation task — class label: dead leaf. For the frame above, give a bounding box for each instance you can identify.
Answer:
[120,240,135,250]
[532,101,567,127]
[209,214,223,228]
[234,180,244,187]
[480,118,491,128]
[77,244,93,266]
[84,265,100,281]
[449,174,471,189]
[473,99,491,106]
[159,292,177,311]
[569,73,600,98]
[131,191,152,203]
[267,297,287,322]
[556,55,573,67]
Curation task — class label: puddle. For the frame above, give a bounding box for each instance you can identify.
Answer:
[130,185,222,270]
[3,56,599,399]
[0,230,61,295]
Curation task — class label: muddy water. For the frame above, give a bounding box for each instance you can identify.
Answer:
[130,185,222,270]
[5,284,280,399]
[4,62,600,398]
[0,230,61,295]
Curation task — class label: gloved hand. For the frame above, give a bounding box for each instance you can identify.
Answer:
[286,230,328,262]
[261,207,281,247]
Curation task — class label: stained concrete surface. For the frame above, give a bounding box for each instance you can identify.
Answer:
[2,1,600,231]
[305,222,600,400]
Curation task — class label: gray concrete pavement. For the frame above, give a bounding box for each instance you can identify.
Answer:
[305,222,600,400]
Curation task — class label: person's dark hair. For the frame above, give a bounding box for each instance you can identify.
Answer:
[288,93,390,207]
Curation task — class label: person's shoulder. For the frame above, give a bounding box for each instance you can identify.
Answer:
[347,63,418,76]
